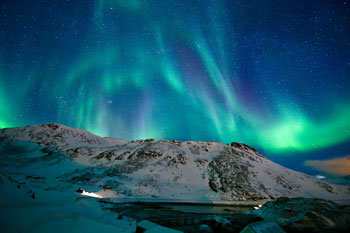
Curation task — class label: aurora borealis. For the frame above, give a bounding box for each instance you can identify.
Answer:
[0,0,349,175]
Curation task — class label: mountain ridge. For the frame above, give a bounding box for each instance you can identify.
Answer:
[1,123,349,203]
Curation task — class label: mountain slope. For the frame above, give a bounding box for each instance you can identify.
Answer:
[0,123,126,148]
[1,123,349,203]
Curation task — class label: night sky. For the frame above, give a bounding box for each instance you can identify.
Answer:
[0,0,349,176]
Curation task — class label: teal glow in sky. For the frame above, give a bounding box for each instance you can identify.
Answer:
[0,0,349,168]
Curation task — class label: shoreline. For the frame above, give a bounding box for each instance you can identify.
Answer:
[99,197,269,206]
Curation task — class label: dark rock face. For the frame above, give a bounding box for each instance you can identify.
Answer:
[230,142,261,155]
[96,149,119,160]
[135,176,161,196]
[112,159,149,174]
[133,150,163,159]
[44,123,60,130]
[26,175,45,180]
[318,181,337,194]
[276,175,301,192]
[208,155,250,192]
[252,197,350,232]
[167,153,187,167]
[208,153,266,200]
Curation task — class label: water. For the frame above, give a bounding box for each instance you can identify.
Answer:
[110,203,260,233]
[111,202,254,221]
[160,204,253,214]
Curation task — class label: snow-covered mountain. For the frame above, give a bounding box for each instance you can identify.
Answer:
[0,122,126,148]
[1,123,349,203]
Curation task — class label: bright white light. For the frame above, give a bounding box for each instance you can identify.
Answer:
[81,190,103,198]
[254,205,262,210]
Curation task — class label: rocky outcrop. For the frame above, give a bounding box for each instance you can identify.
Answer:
[250,197,350,232]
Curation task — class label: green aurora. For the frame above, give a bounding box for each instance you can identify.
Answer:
[0,0,349,159]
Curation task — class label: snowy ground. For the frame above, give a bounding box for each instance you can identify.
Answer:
[0,140,136,233]
[0,174,136,233]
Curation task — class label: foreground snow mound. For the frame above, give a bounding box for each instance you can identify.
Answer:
[1,123,350,203]
[250,197,350,232]
[0,138,136,233]
[0,172,136,233]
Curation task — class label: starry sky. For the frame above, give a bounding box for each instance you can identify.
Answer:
[0,0,349,176]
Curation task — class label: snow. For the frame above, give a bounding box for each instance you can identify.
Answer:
[1,123,350,205]
[144,225,183,233]
[316,175,327,179]
[247,197,350,232]
[1,123,350,232]
[0,173,136,233]
[137,220,159,229]
[0,138,135,233]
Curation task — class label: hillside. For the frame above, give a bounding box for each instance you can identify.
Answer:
[1,123,349,203]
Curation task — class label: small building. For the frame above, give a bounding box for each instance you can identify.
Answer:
[240,221,286,233]
[136,220,183,233]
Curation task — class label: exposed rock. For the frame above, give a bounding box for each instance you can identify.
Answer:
[250,197,350,232]
[26,175,45,180]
